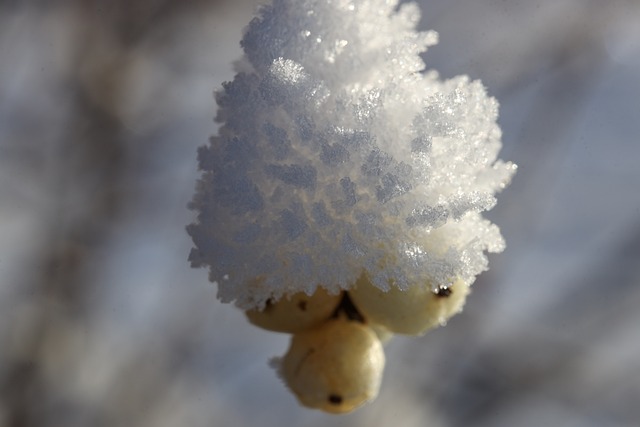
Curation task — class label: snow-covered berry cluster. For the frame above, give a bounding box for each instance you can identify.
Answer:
[188,0,515,413]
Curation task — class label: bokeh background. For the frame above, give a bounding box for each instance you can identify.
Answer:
[1,0,639,426]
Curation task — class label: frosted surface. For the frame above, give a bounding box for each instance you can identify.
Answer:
[188,0,516,309]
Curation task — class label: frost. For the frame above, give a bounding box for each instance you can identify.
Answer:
[188,0,515,309]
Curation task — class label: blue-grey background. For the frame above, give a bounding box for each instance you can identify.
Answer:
[1,1,639,426]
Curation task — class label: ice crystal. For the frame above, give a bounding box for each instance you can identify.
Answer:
[188,0,516,309]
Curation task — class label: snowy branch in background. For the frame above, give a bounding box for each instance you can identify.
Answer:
[188,0,515,413]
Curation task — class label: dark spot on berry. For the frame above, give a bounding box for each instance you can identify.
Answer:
[264,298,275,311]
[328,394,343,405]
[297,300,308,311]
[435,286,452,297]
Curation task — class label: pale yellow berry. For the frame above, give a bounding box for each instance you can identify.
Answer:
[280,317,385,414]
[245,288,342,333]
[349,274,470,336]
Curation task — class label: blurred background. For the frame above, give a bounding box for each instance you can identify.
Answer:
[1,0,639,426]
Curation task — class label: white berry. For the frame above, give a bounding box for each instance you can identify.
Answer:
[280,317,385,413]
[245,288,342,333]
[349,274,470,335]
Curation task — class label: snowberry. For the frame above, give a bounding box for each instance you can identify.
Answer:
[245,288,342,333]
[349,274,470,335]
[279,316,384,413]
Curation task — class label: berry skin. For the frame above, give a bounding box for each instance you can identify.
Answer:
[349,274,470,336]
[245,288,342,333]
[280,317,385,414]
